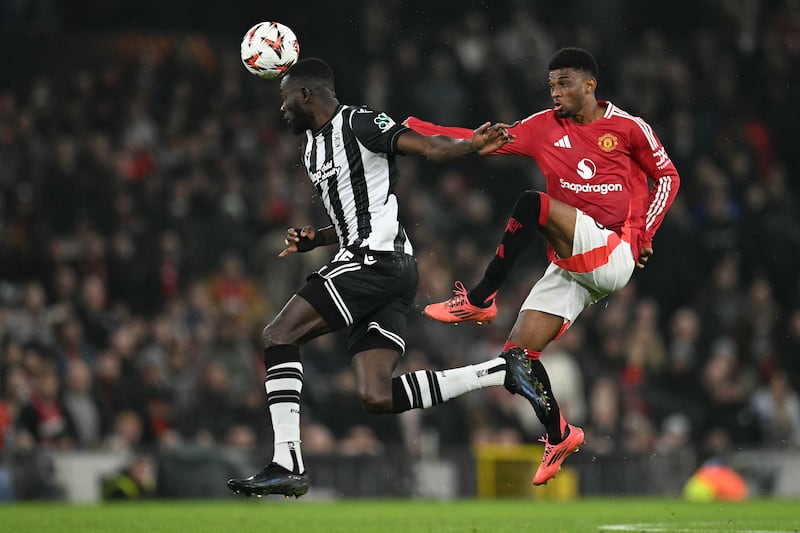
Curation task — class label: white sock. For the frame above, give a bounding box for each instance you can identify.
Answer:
[396,357,506,409]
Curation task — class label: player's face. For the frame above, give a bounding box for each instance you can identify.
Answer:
[548,68,592,119]
[280,78,313,134]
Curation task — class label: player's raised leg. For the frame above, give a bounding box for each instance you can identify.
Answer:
[385,347,551,423]
[425,191,574,324]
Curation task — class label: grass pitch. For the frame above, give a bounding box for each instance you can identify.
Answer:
[2,498,799,533]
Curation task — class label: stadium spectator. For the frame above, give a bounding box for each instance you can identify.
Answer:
[693,252,745,342]
[700,338,760,446]
[60,359,104,449]
[750,370,800,447]
[16,366,74,448]
[644,307,707,432]
[623,299,668,387]
[206,251,269,332]
[76,275,115,351]
[104,410,145,452]
[338,425,385,457]
[52,316,96,376]
[180,361,237,444]
[0,364,28,451]
[6,281,57,347]
[583,376,623,456]
[736,275,782,374]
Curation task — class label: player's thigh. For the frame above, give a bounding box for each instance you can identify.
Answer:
[569,213,635,293]
[548,211,635,294]
[542,197,578,259]
[348,294,411,404]
[264,293,330,345]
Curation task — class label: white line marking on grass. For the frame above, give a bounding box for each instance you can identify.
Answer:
[599,523,797,532]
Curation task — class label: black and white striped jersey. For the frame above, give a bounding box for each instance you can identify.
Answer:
[301,104,413,255]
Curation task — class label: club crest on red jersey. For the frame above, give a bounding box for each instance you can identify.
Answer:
[597,133,619,152]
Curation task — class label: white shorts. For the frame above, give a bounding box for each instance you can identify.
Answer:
[520,210,635,327]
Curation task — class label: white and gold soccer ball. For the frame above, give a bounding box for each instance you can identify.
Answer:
[240,21,300,79]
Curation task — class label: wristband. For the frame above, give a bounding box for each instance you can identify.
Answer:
[294,228,325,252]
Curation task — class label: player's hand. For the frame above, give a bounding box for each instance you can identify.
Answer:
[279,226,317,257]
[636,246,653,269]
[472,121,516,155]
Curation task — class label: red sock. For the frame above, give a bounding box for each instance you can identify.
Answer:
[558,413,568,439]
[502,341,541,360]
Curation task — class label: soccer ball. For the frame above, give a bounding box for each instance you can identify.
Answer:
[240,21,300,79]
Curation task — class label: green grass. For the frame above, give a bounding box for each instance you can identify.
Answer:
[2,498,799,533]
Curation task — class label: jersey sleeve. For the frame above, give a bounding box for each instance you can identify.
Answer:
[628,120,681,247]
[350,107,409,154]
[403,116,472,139]
[404,116,538,157]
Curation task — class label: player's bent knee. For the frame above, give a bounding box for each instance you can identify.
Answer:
[513,190,539,214]
[358,390,393,414]
[512,190,548,229]
[262,323,277,347]
[262,322,295,348]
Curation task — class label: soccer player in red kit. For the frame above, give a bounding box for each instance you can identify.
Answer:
[405,47,680,484]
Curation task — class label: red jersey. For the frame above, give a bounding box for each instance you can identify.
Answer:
[406,101,680,259]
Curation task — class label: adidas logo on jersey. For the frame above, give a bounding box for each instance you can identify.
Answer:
[553,135,571,148]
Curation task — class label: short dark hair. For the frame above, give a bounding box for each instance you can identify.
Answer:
[548,47,598,79]
[285,57,335,90]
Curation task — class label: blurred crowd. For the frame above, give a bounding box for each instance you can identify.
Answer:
[0,0,799,475]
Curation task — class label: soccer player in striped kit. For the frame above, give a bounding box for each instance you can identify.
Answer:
[408,47,681,485]
[227,58,555,498]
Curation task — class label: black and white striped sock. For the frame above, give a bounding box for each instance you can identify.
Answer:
[391,357,506,412]
[265,360,304,474]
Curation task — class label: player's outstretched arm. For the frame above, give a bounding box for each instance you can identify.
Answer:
[279,225,338,257]
[403,116,521,157]
[396,122,512,162]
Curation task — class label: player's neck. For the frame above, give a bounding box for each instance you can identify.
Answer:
[571,100,605,124]
[312,99,341,131]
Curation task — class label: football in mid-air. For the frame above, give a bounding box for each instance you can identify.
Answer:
[240,21,300,79]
